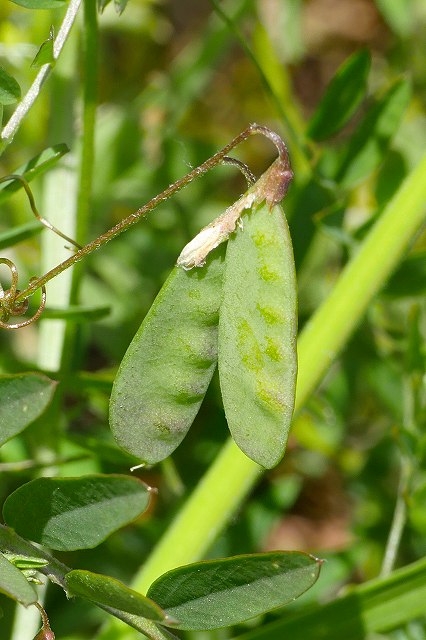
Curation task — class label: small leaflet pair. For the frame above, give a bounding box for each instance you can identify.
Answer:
[109,156,297,469]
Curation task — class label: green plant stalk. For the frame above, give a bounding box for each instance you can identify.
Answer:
[75,0,98,255]
[380,368,417,577]
[209,0,312,177]
[129,149,426,597]
[60,0,98,374]
[0,0,82,156]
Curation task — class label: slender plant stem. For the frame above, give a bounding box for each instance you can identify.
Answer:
[75,0,98,250]
[0,0,82,155]
[12,124,285,306]
[127,149,426,598]
[380,462,409,577]
[209,0,312,177]
[380,371,417,577]
[59,0,99,374]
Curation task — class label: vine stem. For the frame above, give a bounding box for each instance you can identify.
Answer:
[0,0,82,154]
[380,370,417,577]
[13,124,288,306]
[209,0,312,178]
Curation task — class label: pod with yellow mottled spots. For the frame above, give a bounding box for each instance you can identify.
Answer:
[218,201,297,468]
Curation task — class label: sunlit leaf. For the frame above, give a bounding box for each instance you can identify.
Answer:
[0,373,57,447]
[147,552,321,630]
[3,475,151,550]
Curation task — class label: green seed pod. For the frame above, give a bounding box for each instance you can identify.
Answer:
[218,202,297,468]
[109,246,225,464]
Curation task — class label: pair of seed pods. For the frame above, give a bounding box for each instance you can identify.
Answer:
[109,158,297,469]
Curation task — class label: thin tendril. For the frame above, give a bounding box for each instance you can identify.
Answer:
[0,175,81,249]
[1,124,289,329]
[0,259,46,330]
[222,156,256,186]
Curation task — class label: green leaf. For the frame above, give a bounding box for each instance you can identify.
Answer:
[0,144,69,205]
[110,246,225,464]
[31,27,55,68]
[218,203,297,468]
[147,552,321,630]
[0,221,42,251]
[42,304,111,321]
[114,0,129,14]
[0,373,57,447]
[66,570,170,623]
[0,552,37,606]
[10,0,67,9]
[2,474,151,551]
[0,68,21,106]
[337,79,411,187]
[97,0,112,12]
[307,50,371,141]
[375,0,414,37]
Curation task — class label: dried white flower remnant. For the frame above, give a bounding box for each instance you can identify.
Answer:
[176,158,293,270]
[177,193,256,270]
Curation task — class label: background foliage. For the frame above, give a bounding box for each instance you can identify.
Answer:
[0,1,426,639]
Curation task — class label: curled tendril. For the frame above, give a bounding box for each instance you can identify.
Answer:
[0,258,46,330]
[221,156,256,186]
[0,174,81,250]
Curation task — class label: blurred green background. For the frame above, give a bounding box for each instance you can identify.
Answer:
[0,1,425,639]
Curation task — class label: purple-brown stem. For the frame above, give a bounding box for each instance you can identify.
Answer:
[7,124,290,311]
